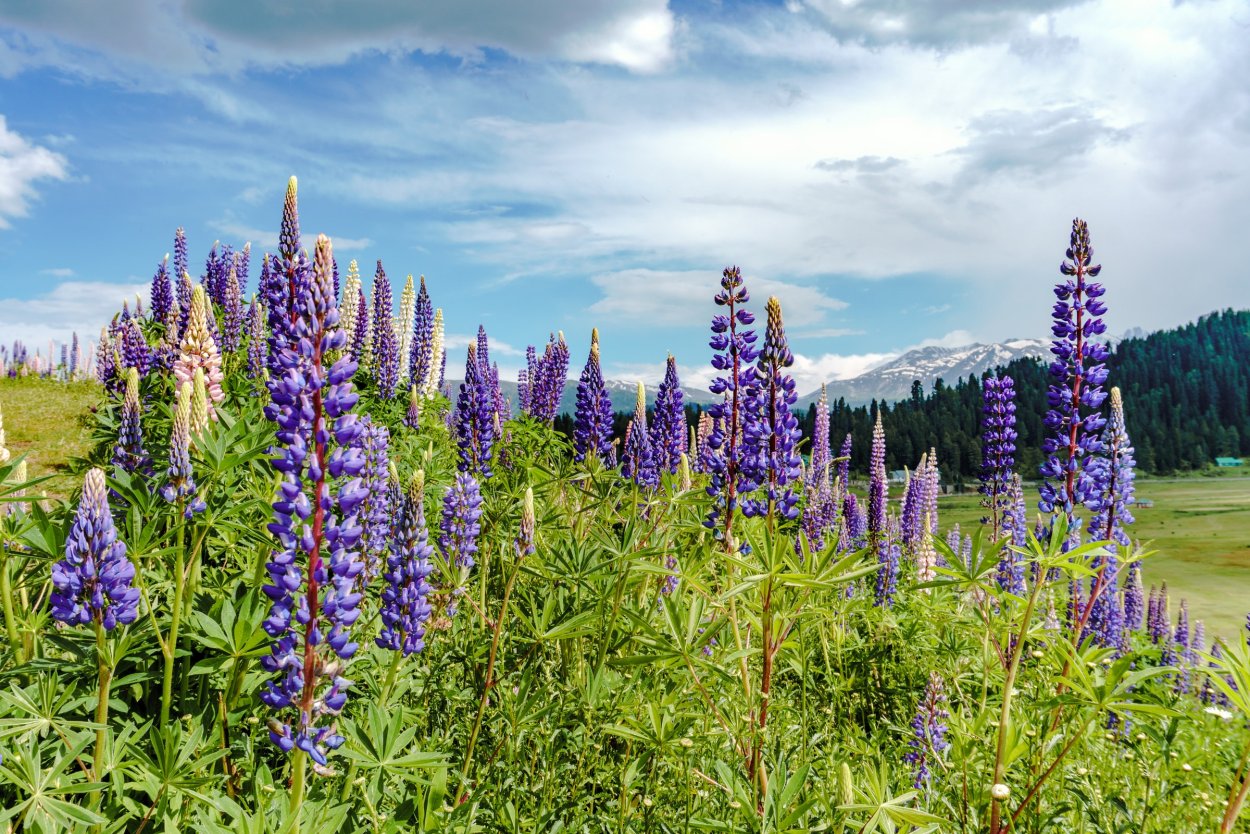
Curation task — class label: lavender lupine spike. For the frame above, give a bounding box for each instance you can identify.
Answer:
[236,243,251,297]
[262,177,312,385]
[159,383,205,515]
[1123,560,1144,632]
[176,270,195,338]
[900,455,926,552]
[202,242,221,306]
[454,345,496,478]
[867,414,887,546]
[841,492,866,551]
[70,332,80,379]
[173,227,188,295]
[403,385,421,430]
[1040,219,1110,537]
[1171,601,1192,694]
[408,276,434,391]
[924,447,940,534]
[522,332,571,424]
[260,232,366,769]
[246,295,266,381]
[904,673,950,791]
[376,471,434,656]
[741,297,801,521]
[150,255,173,324]
[980,375,1017,541]
[704,266,758,545]
[353,417,392,583]
[371,260,400,399]
[621,382,659,490]
[397,274,416,387]
[439,471,483,570]
[836,433,852,503]
[113,368,151,476]
[799,385,835,554]
[219,265,244,354]
[650,355,687,474]
[1149,583,1170,645]
[1085,388,1136,650]
[120,319,151,378]
[573,329,615,465]
[995,474,1028,597]
[339,261,362,359]
[174,286,225,418]
[352,288,371,370]
[50,468,139,630]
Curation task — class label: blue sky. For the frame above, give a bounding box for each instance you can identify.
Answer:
[1,0,1247,393]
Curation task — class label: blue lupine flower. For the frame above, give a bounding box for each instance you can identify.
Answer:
[573,329,615,465]
[740,297,802,521]
[376,472,434,657]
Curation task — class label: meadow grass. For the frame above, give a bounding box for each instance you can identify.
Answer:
[0,377,100,497]
[936,476,1250,639]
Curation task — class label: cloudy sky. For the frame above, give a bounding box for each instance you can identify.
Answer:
[0,0,1247,393]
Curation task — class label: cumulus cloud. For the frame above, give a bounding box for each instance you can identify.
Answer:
[0,280,147,347]
[0,115,68,228]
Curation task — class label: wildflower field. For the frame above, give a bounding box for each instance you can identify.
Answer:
[3,179,1250,833]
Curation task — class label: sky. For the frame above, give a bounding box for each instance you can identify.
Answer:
[0,0,1247,395]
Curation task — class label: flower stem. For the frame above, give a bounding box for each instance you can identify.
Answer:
[93,619,113,801]
[285,752,307,834]
[161,518,186,726]
[0,547,22,662]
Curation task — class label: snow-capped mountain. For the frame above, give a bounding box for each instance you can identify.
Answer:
[797,338,1053,407]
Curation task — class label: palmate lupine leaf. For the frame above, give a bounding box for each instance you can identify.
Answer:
[0,733,107,830]
[125,722,228,812]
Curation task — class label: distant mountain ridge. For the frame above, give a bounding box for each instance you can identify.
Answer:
[797,339,1053,407]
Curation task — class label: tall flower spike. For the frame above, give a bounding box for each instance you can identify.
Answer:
[353,286,371,372]
[397,274,416,387]
[190,367,210,438]
[160,383,205,515]
[521,332,569,424]
[246,295,266,381]
[418,309,445,399]
[454,344,496,478]
[621,382,659,490]
[996,474,1027,597]
[1040,218,1110,538]
[573,329,615,465]
[172,227,188,296]
[867,413,887,547]
[377,471,434,656]
[741,296,801,521]
[439,472,483,570]
[904,672,950,791]
[221,265,244,354]
[370,260,400,398]
[650,355,687,474]
[150,255,173,325]
[120,319,151,378]
[408,276,434,392]
[339,260,362,359]
[1084,388,1136,650]
[50,468,139,630]
[113,367,151,476]
[260,232,366,769]
[704,266,758,544]
[354,416,392,583]
[262,177,313,387]
[173,285,225,418]
[404,385,421,430]
[980,375,1017,542]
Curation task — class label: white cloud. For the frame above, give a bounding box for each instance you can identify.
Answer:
[444,332,524,358]
[586,269,847,328]
[0,115,68,228]
[0,280,148,347]
[208,214,373,253]
[40,267,74,277]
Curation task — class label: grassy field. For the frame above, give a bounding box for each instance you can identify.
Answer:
[937,477,1250,640]
[0,377,100,497]
[3,375,1247,638]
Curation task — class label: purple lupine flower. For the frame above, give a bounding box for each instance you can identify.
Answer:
[439,472,483,570]
[867,414,887,545]
[351,289,369,369]
[113,368,151,476]
[403,385,421,430]
[904,672,950,791]
[1120,563,1144,636]
[408,275,434,394]
[1066,579,1083,635]
[650,355,687,474]
[980,375,1017,541]
[120,319,151,378]
[220,264,244,354]
[236,243,251,298]
[800,385,835,554]
[621,382,659,490]
[900,454,927,552]
[454,344,496,478]
[995,474,1028,597]
[246,295,265,381]
[704,266,758,545]
[150,255,173,325]
[353,416,392,582]
[172,227,188,297]
[836,433,852,494]
[1087,387,1136,548]
[741,297,802,521]
[262,178,310,386]
[70,332,80,378]
[518,348,534,414]
[371,260,400,398]
[841,492,866,551]
[1040,219,1110,537]
[202,242,222,306]
[376,471,434,657]
[875,535,901,608]
[1171,600,1191,693]
[176,270,195,339]
[474,326,505,426]
[50,468,139,630]
[260,232,366,770]
[519,332,570,424]
[573,329,615,465]
[1149,583,1170,645]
